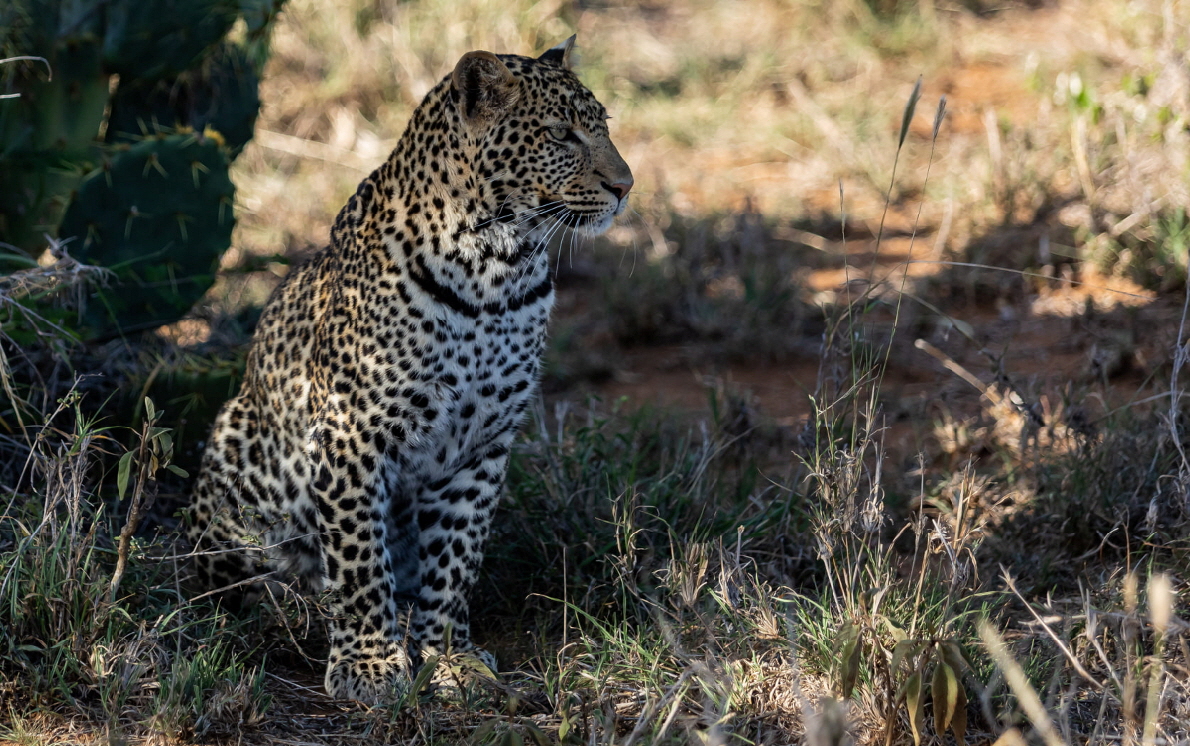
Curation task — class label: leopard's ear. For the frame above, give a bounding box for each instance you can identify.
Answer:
[452,51,520,124]
[537,35,575,69]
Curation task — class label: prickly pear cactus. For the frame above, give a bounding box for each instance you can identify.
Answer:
[106,43,261,155]
[0,2,109,253]
[58,134,235,336]
[102,0,239,81]
[1,0,286,337]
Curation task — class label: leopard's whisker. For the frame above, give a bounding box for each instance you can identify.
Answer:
[471,188,529,229]
[513,201,567,227]
[525,213,569,281]
[542,217,575,279]
[473,198,565,231]
[514,203,570,241]
[623,206,644,277]
[524,215,566,282]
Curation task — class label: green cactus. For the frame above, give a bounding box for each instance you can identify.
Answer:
[2,0,286,340]
[1,0,286,336]
[57,134,235,336]
[101,0,238,81]
[106,42,261,154]
[1,3,109,253]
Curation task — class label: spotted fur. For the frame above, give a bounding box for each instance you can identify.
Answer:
[186,38,632,704]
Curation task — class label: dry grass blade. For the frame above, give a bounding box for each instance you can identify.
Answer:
[0,241,112,300]
[898,76,922,150]
[1142,575,1172,746]
[904,260,1156,301]
[1169,266,1190,468]
[1000,570,1103,691]
[869,74,924,287]
[932,95,947,141]
[0,55,51,74]
[978,620,1065,746]
[0,55,51,99]
[252,129,380,172]
[991,729,1030,746]
[620,670,691,746]
[915,339,998,403]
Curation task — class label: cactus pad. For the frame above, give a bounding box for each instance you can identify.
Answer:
[58,134,236,336]
[106,42,262,155]
[102,0,238,81]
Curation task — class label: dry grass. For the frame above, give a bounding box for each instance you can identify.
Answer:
[232,0,1189,259]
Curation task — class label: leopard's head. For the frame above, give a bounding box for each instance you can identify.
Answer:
[449,37,633,237]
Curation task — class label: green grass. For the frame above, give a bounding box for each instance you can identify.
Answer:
[0,379,279,732]
[1,360,1188,742]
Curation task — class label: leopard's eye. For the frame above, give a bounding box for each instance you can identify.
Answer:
[548,125,571,141]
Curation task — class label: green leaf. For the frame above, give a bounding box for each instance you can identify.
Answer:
[939,640,967,674]
[558,711,571,742]
[144,397,156,421]
[837,623,862,698]
[166,463,189,478]
[469,717,500,744]
[523,723,550,746]
[404,654,440,708]
[885,619,908,644]
[905,671,923,746]
[117,450,134,500]
[869,586,889,617]
[931,659,959,735]
[455,652,497,681]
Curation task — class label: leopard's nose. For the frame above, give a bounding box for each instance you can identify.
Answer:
[602,180,633,201]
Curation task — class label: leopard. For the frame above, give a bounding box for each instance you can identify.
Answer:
[185,36,632,704]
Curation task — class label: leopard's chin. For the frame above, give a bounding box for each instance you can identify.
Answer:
[554,202,621,237]
[576,212,616,236]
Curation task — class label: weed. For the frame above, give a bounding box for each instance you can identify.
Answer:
[0,390,269,740]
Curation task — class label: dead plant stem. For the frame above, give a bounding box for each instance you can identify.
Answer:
[109,422,151,603]
[1168,264,1190,469]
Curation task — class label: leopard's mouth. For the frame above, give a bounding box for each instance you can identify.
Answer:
[555,204,619,236]
[509,193,620,238]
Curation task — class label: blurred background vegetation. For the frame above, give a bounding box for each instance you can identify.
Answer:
[2,0,1189,743]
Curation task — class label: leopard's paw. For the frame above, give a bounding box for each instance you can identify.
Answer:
[324,643,413,705]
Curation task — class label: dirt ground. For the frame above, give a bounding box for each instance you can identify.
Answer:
[556,236,1172,471]
[535,2,1179,468]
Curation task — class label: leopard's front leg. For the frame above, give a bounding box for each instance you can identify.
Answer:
[410,436,512,668]
[311,417,411,704]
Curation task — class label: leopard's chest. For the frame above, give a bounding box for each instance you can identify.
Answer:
[365,279,555,485]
